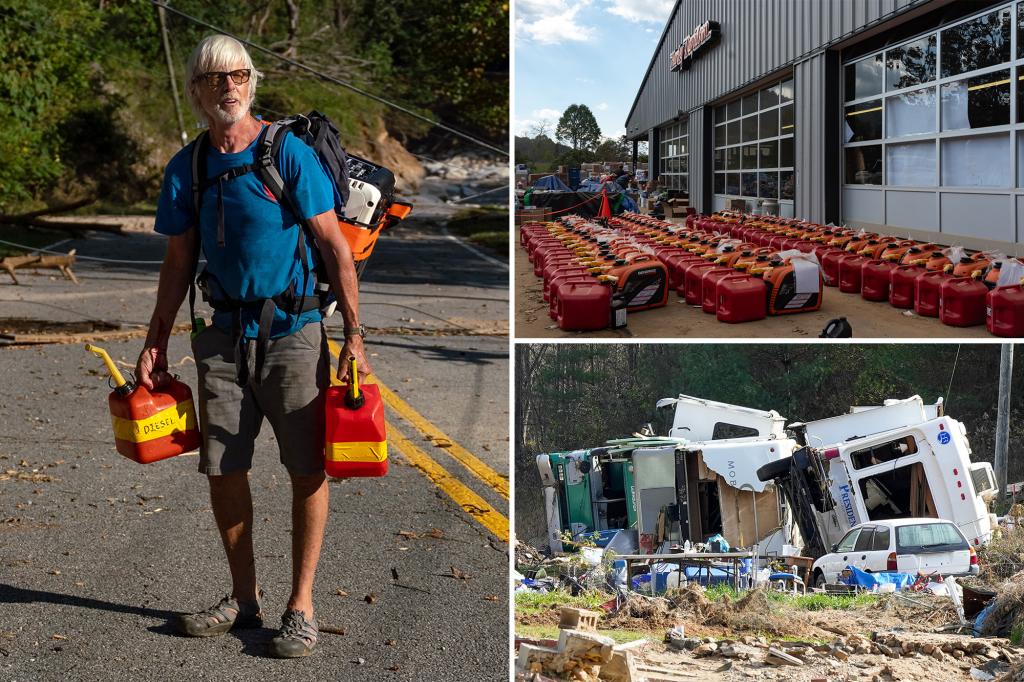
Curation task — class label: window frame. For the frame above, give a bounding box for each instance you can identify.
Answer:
[713,77,795,210]
[842,2,1018,191]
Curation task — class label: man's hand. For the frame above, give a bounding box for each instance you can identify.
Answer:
[137,345,171,390]
[336,336,372,382]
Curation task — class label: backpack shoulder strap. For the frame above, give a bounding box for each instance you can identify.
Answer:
[190,130,210,220]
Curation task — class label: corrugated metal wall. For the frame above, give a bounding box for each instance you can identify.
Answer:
[793,51,842,224]
[626,0,931,138]
[687,106,706,213]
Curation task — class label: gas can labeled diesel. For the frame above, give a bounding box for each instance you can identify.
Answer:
[86,344,200,464]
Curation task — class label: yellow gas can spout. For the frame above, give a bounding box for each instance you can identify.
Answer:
[345,356,365,410]
[85,344,134,396]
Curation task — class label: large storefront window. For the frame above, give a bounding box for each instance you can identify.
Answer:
[714,78,795,212]
[843,4,1015,189]
[658,120,688,193]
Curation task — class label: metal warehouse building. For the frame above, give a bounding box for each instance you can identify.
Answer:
[626,0,1024,248]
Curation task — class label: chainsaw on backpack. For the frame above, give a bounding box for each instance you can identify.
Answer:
[255,111,413,280]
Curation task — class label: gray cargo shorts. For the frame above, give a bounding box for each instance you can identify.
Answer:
[191,321,329,476]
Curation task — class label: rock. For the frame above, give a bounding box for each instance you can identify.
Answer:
[692,642,718,658]
[831,646,850,661]
[740,635,756,646]
[932,648,944,662]
[598,649,638,682]
[951,649,965,660]
[517,644,559,672]
[875,643,897,658]
[765,647,804,666]
[921,643,935,655]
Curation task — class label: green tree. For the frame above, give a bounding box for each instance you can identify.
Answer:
[555,104,601,166]
[593,135,629,163]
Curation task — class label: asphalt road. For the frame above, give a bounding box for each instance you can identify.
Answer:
[0,208,510,681]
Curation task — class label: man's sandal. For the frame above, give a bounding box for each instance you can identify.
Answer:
[176,592,264,637]
[268,608,318,658]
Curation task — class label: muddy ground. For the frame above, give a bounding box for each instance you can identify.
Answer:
[514,238,994,339]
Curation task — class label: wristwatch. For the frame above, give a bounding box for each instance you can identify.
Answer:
[344,324,367,339]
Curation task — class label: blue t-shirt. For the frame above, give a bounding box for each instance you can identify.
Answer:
[154,126,341,339]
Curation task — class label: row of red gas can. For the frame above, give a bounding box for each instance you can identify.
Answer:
[673,210,1024,337]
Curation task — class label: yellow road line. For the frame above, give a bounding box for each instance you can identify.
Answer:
[326,338,509,499]
[387,419,509,541]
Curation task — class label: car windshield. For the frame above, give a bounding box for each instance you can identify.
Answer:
[896,523,966,552]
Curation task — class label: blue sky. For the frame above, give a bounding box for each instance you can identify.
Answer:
[514,0,676,142]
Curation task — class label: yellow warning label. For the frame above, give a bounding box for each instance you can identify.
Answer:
[111,401,196,444]
[326,441,388,463]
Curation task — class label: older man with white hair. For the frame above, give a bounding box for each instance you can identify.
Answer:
[137,33,368,658]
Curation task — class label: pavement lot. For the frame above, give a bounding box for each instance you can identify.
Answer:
[0,210,511,681]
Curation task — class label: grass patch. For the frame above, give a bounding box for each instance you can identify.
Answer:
[515,589,608,616]
[516,623,651,644]
[703,585,875,611]
[0,225,69,257]
[446,207,508,257]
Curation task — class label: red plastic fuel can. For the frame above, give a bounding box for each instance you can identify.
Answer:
[555,281,612,330]
[324,358,388,478]
[87,344,200,464]
[861,259,896,302]
[939,275,987,327]
[915,271,948,317]
[716,275,767,323]
[988,284,1024,337]
[889,264,924,309]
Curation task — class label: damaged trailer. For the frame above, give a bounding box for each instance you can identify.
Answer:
[536,394,996,560]
[759,396,997,559]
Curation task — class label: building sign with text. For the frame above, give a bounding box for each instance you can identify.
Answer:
[669,21,720,72]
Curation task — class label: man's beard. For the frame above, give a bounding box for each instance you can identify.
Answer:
[209,97,250,125]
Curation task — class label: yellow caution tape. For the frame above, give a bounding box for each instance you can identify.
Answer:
[111,400,196,443]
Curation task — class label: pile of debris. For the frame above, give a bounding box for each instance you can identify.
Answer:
[516,608,646,682]
[664,627,1017,678]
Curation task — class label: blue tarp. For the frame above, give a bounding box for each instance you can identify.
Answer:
[533,175,572,191]
[841,566,915,591]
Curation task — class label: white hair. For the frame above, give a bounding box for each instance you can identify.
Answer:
[184,34,263,126]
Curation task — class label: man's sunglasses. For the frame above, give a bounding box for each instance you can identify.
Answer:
[196,69,251,88]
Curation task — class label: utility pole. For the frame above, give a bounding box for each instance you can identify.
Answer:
[995,344,1013,505]
[156,2,189,147]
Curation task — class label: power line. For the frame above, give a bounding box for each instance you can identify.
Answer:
[152,1,508,157]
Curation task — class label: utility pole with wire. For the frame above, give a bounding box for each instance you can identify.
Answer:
[156,2,189,147]
[995,344,1013,506]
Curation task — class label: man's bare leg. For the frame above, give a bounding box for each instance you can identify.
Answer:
[287,472,329,618]
[208,471,258,602]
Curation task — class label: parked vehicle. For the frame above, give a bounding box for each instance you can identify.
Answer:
[810,518,979,588]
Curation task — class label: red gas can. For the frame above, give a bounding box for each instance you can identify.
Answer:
[988,284,1024,337]
[889,264,924,309]
[555,281,612,330]
[819,249,848,287]
[939,276,987,327]
[701,267,736,314]
[324,358,388,478]
[838,255,869,294]
[684,262,719,305]
[716,275,767,323]
[915,271,947,317]
[861,259,896,302]
[86,344,201,464]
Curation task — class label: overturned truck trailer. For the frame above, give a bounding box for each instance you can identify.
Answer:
[536,395,799,554]
[536,394,997,559]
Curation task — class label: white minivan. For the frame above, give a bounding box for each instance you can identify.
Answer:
[811,518,979,588]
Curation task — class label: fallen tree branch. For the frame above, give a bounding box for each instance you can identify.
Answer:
[0,218,125,235]
[0,199,95,222]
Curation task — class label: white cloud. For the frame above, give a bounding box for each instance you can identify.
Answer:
[605,0,674,24]
[608,128,626,139]
[596,102,609,111]
[516,0,595,44]
[534,108,562,120]
[576,77,595,84]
